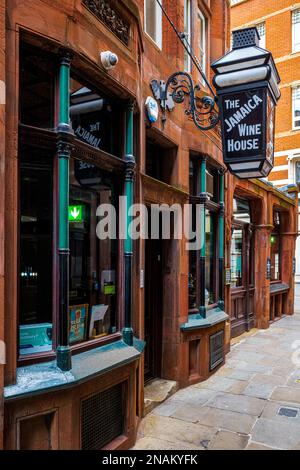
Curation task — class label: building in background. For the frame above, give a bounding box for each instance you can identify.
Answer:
[231,0,300,282]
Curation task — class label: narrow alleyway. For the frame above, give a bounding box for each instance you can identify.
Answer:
[134,289,300,450]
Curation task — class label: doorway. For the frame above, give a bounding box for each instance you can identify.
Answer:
[144,231,163,382]
[230,198,255,337]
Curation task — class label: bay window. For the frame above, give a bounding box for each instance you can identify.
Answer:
[188,157,222,313]
[18,41,123,359]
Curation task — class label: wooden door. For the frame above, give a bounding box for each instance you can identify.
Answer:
[144,236,163,382]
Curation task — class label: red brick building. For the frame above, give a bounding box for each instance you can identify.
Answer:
[0,0,297,450]
[231,0,300,281]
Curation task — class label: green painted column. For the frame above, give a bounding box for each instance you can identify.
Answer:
[218,169,225,311]
[56,53,74,371]
[123,101,135,345]
[199,156,207,319]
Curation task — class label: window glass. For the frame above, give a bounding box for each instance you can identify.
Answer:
[70,77,117,155]
[292,9,300,53]
[188,249,197,310]
[205,211,216,305]
[20,43,55,129]
[292,87,300,129]
[19,150,53,355]
[231,229,243,287]
[184,0,192,72]
[233,198,251,223]
[270,234,280,281]
[271,211,281,281]
[296,161,300,184]
[256,22,266,48]
[145,0,162,48]
[198,10,206,78]
[206,167,219,202]
[69,157,118,343]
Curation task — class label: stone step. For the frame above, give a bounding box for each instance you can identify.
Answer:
[144,379,179,416]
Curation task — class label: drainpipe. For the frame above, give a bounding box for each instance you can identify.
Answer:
[122,101,135,345]
[218,168,225,311]
[199,156,207,319]
[56,53,74,371]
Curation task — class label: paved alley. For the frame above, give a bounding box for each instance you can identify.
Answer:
[134,307,300,450]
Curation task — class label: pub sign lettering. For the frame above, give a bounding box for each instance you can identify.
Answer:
[218,87,275,179]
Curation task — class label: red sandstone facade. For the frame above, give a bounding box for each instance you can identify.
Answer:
[0,0,297,450]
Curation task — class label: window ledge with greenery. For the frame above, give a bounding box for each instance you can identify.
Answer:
[5,337,145,401]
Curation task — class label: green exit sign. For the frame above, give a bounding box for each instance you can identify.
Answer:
[68,205,83,222]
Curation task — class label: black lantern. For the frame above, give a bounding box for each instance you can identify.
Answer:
[211,27,280,179]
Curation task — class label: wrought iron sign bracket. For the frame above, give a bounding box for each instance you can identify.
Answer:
[150,72,220,131]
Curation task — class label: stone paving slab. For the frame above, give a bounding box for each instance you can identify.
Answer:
[286,370,300,387]
[144,379,179,415]
[151,399,185,418]
[206,392,266,416]
[168,387,217,406]
[250,373,287,386]
[242,382,276,399]
[173,405,256,434]
[138,415,218,449]
[261,401,300,425]
[246,441,278,450]
[270,386,300,404]
[134,311,300,450]
[208,430,250,450]
[251,417,300,449]
[194,376,248,394]
[133,436,202,450]
[228,369,255,381]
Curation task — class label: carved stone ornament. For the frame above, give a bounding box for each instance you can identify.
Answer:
[83,0,130,46]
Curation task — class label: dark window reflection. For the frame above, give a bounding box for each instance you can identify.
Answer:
[271,211,281,281]
[20,43,55,128]
[69,158,118,343]
[233,198,251,224]
[70,77,116,155]
[19,150,53,354]
[205,210,216,305]
[230,229,243,287]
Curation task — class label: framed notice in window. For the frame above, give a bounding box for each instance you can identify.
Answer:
[69,304,88,344]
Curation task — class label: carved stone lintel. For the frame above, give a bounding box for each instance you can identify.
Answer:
[83,0,130,46]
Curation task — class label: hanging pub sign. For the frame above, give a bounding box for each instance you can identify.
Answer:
[211,27,280,179]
